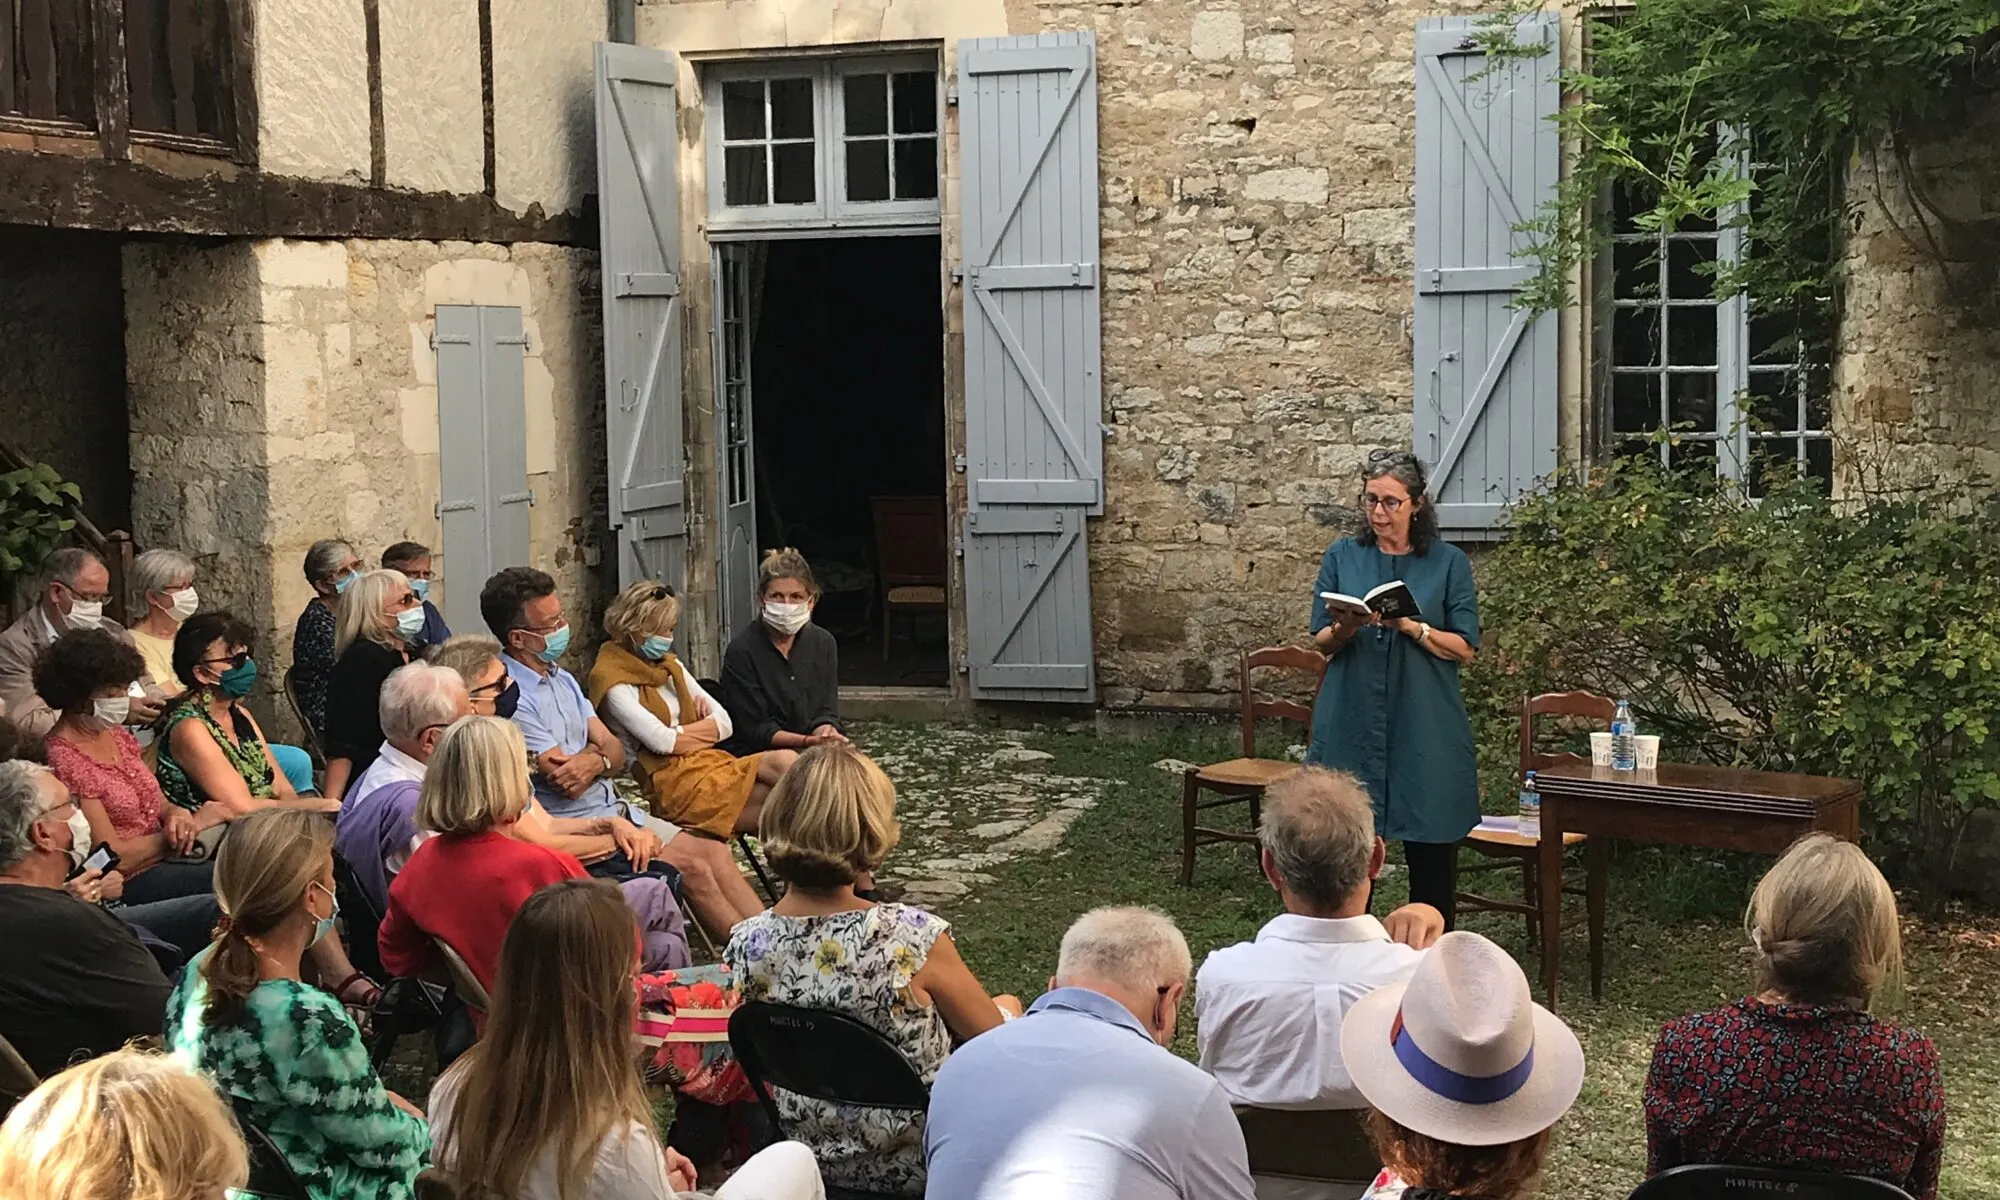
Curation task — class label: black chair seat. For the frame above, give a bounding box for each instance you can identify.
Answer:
[1630,1164,1916,1200]
[230,1096,312,1200]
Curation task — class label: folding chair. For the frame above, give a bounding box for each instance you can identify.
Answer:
[231,1096,312,1200]
[433,937,491,1013]
[729,1001,930,1200]
[281,666,327,771]
[1629,1164,1915,1200]
[0,1032,38,1106]
[738,834,781,902]
[333,854,447,1067]
[1235,1106,1379,1191]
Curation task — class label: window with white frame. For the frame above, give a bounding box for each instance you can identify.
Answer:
[704,57,941,231]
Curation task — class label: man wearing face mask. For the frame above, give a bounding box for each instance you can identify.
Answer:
[381,540,453,646]
[0,547,166,738]
[924,907,1256,1200]
[0,759,177,1080]
[334,662,471,916]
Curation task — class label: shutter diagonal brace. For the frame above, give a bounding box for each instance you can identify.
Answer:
[969,522,1081,670]
[1429,307,1531,492]
[971,286,1099,501]
[965,47,1092,270]
[1418,52,1525,233]
[607,72,680,521]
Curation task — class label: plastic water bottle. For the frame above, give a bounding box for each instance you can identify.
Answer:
[1611,699,1638,771]
[1517,770,1541,841]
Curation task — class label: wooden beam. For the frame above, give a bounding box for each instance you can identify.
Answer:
[363,0,384,186]
[478,0,494,197]
[228,0,258,164]
[90,0,128,159]
[0,149,595,244]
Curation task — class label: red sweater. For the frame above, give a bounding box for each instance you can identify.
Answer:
[377,830,587,989]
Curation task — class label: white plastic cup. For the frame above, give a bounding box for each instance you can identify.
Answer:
[1589,732,1613,767]
[1637,734,1661,771]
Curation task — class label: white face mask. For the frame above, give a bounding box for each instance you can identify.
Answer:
[762,601,811,637]
[64,599,104,630]
[66,808,91,869]
[92,695,131,725]
[167,587,200,622]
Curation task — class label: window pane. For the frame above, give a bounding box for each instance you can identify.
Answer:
[1613,307,1660,367]
[1667,238,1717,299]
[1612,241,1659,300]
[1746,370,1796,432]
[1671,438,1717,473]
[1748,310,1800,367]
[722,81,765,140]
[770,77,815,139]
[893,71,937,133]
[1668,372,1718,433]
[772,142,816,203]
[1805,438,1833,487]
[1612,372,1661,434]
[1805,367,1831,430]
[1746,439,1794,499]
[894,137,938,200]
[724,146,768,206]
[846,139,890,201]
[1665,306,1717,368]
[845,74,889,136]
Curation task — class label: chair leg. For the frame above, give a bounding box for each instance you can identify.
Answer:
[1586,838,1608,1001]
[1180,771,1200,887]
[882,602,891,662]
[1520,854,1540,950]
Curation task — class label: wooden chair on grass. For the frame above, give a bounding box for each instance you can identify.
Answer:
[1180,646,1327,886]
[1456,691,1609,998]
[1236,1106,1378,1191]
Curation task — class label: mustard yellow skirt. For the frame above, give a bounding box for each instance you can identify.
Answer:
[646,748,760,839]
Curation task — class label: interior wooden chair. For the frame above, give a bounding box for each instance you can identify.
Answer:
[869,495,948,662]
[1456,690,1611,998]
[1235,1106,1379,1189]
[1180,646,1327,886]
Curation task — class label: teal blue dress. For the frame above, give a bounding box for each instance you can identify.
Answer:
[1307,536,1482,844]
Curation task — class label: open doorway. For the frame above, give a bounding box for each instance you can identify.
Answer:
[720,235,948,687]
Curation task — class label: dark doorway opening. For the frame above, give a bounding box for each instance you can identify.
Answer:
[748,235,947,687]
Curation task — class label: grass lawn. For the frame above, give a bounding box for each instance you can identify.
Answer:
[907,719,2000,1200]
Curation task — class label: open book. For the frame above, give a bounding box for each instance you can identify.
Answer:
[1320,580,1422,623]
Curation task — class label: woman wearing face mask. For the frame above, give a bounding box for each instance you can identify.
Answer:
[166,808,430,1200]
[292,538,363,739]
[588,581,791,935]
[321,569,429,802]
[126,548,201,693]
[718,549,847,760]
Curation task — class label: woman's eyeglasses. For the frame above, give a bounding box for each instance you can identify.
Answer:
[393,592,419,608]
[203,650,252,669]
[1362,495,1407,512]
[651,584,676,600]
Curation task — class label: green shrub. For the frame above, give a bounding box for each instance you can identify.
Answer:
[0,463,80,586]
[1463,457,2000,904]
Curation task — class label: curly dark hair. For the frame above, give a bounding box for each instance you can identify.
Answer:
[172,611,257,691]
[32,628,147,714]
[1354,449,1442,556]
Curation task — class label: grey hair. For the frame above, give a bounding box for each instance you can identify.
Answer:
[378,661,469,744]
[1258,766,1377,911]
[303,538,355,585]
[130,548,197,602]
[41,547,103,591]
[1054,906,1192,993]
[430,634,504,684]
[0,760,54,873]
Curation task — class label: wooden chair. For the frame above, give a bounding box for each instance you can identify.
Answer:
[1180,646,1327,886]
[869,496,948,661]
[1456,691,1610,999]
[1235,1106,1378,1190]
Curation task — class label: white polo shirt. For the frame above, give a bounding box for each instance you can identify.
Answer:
[1195,913,1424,1110]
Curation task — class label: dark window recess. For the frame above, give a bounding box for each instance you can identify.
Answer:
[3,0,96,125]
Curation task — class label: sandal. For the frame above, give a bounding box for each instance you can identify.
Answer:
[328,971,384,1034]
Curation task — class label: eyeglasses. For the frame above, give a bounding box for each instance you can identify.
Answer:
[56,581,112,604]
[392,592,419,608]
[650,584,677,601]
[468,678,507,698]
[203,650,252,669]
[1362,494,1407,512]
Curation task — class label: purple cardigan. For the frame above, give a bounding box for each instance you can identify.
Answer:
[334,779,423,915]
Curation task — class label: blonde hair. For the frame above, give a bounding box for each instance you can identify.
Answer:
[760,742,899,888]
[0,1049,249,1200]
[432,879,652,1200]
[757,547,819,599]
[1747,833,1903,1009]
[602,581,680,651]
[1054,906,1192,993]
[335,568,412,657]
[419,716,532,836]
[205,808,334,1026]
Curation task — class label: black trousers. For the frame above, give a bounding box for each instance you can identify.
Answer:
[1370,841,1459,929]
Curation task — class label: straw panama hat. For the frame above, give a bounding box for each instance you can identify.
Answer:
[1340,930,1585,1146]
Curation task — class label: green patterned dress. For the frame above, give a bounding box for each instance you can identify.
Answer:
[166,948,430,1200]
[155,693,277,812]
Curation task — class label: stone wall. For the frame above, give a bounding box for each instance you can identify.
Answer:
[1833,98,2000,493]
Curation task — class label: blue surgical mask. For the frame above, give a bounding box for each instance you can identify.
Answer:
[309,881,339,948]
[638,635,673,661]
[534,623,571,664]
[332,570,358,595]
[410,578,431,602]
[395,606,427,643]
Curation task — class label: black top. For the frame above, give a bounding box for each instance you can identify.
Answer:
[717,621,842,756]
[323,638,408,778]
[0,884,172,1079]
[292,600,337,736]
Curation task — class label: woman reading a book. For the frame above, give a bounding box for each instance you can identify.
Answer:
[1307,448,1480,926]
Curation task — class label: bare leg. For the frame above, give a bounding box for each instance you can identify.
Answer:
[305,931,379,1005]
[738,750,799,835]
[660,833,763,934]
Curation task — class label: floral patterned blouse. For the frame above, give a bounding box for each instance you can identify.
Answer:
[155,693,277,812]
[724,904,952,1196]
[46,726,168,838]
[292,599,337,736]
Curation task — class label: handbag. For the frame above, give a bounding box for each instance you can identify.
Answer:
[165,822,229,864]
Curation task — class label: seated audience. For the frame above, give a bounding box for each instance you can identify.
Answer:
[589,582,787,924]
[292,537,363,738]
[378,716,689,993]
[1644,834,1944,1200]
[0,547,164,737]
[1197,766,1445,1111]
[429,877,825,1200]
[382,541,452,645]
[0,1048,249,1197]
[1340,930,1584,1200]
[925,906,1255,1200]
[335,662,470,915]
[727,743,1019,1196]
[166,807,429,1200]
[434,634,742,933]
[323,569,427,799]
[38,628,213,906]
[0,760,174,1079]
[717,549,846,757]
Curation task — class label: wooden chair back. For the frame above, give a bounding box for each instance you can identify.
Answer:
[1239,646,1327,759]
[1235,1106,1378,1186]
[1520,690,1616,774]
[870,496,948,590]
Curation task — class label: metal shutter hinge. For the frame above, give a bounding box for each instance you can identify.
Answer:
[953,454,967,473]
[946,86,959,107]
[956,655,970,675]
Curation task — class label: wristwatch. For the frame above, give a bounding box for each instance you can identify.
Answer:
[1417,622,1433,645]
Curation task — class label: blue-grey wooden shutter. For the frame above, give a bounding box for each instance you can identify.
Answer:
[436,304,532,636]
[596,42,686,589]
[1413,13,1560,537]
[957,31,1101,702]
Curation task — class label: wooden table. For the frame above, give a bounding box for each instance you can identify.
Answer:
[1533,761,1861,1008]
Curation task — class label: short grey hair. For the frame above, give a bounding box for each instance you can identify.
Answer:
[1259,766,1377,911]
[130,548,196,600]
[430,634,504,684]
[41,547,103,591]
[1054,906,1192,993]
[0,760,55,873]
[303,538,355,585]
[378,662,469,743]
